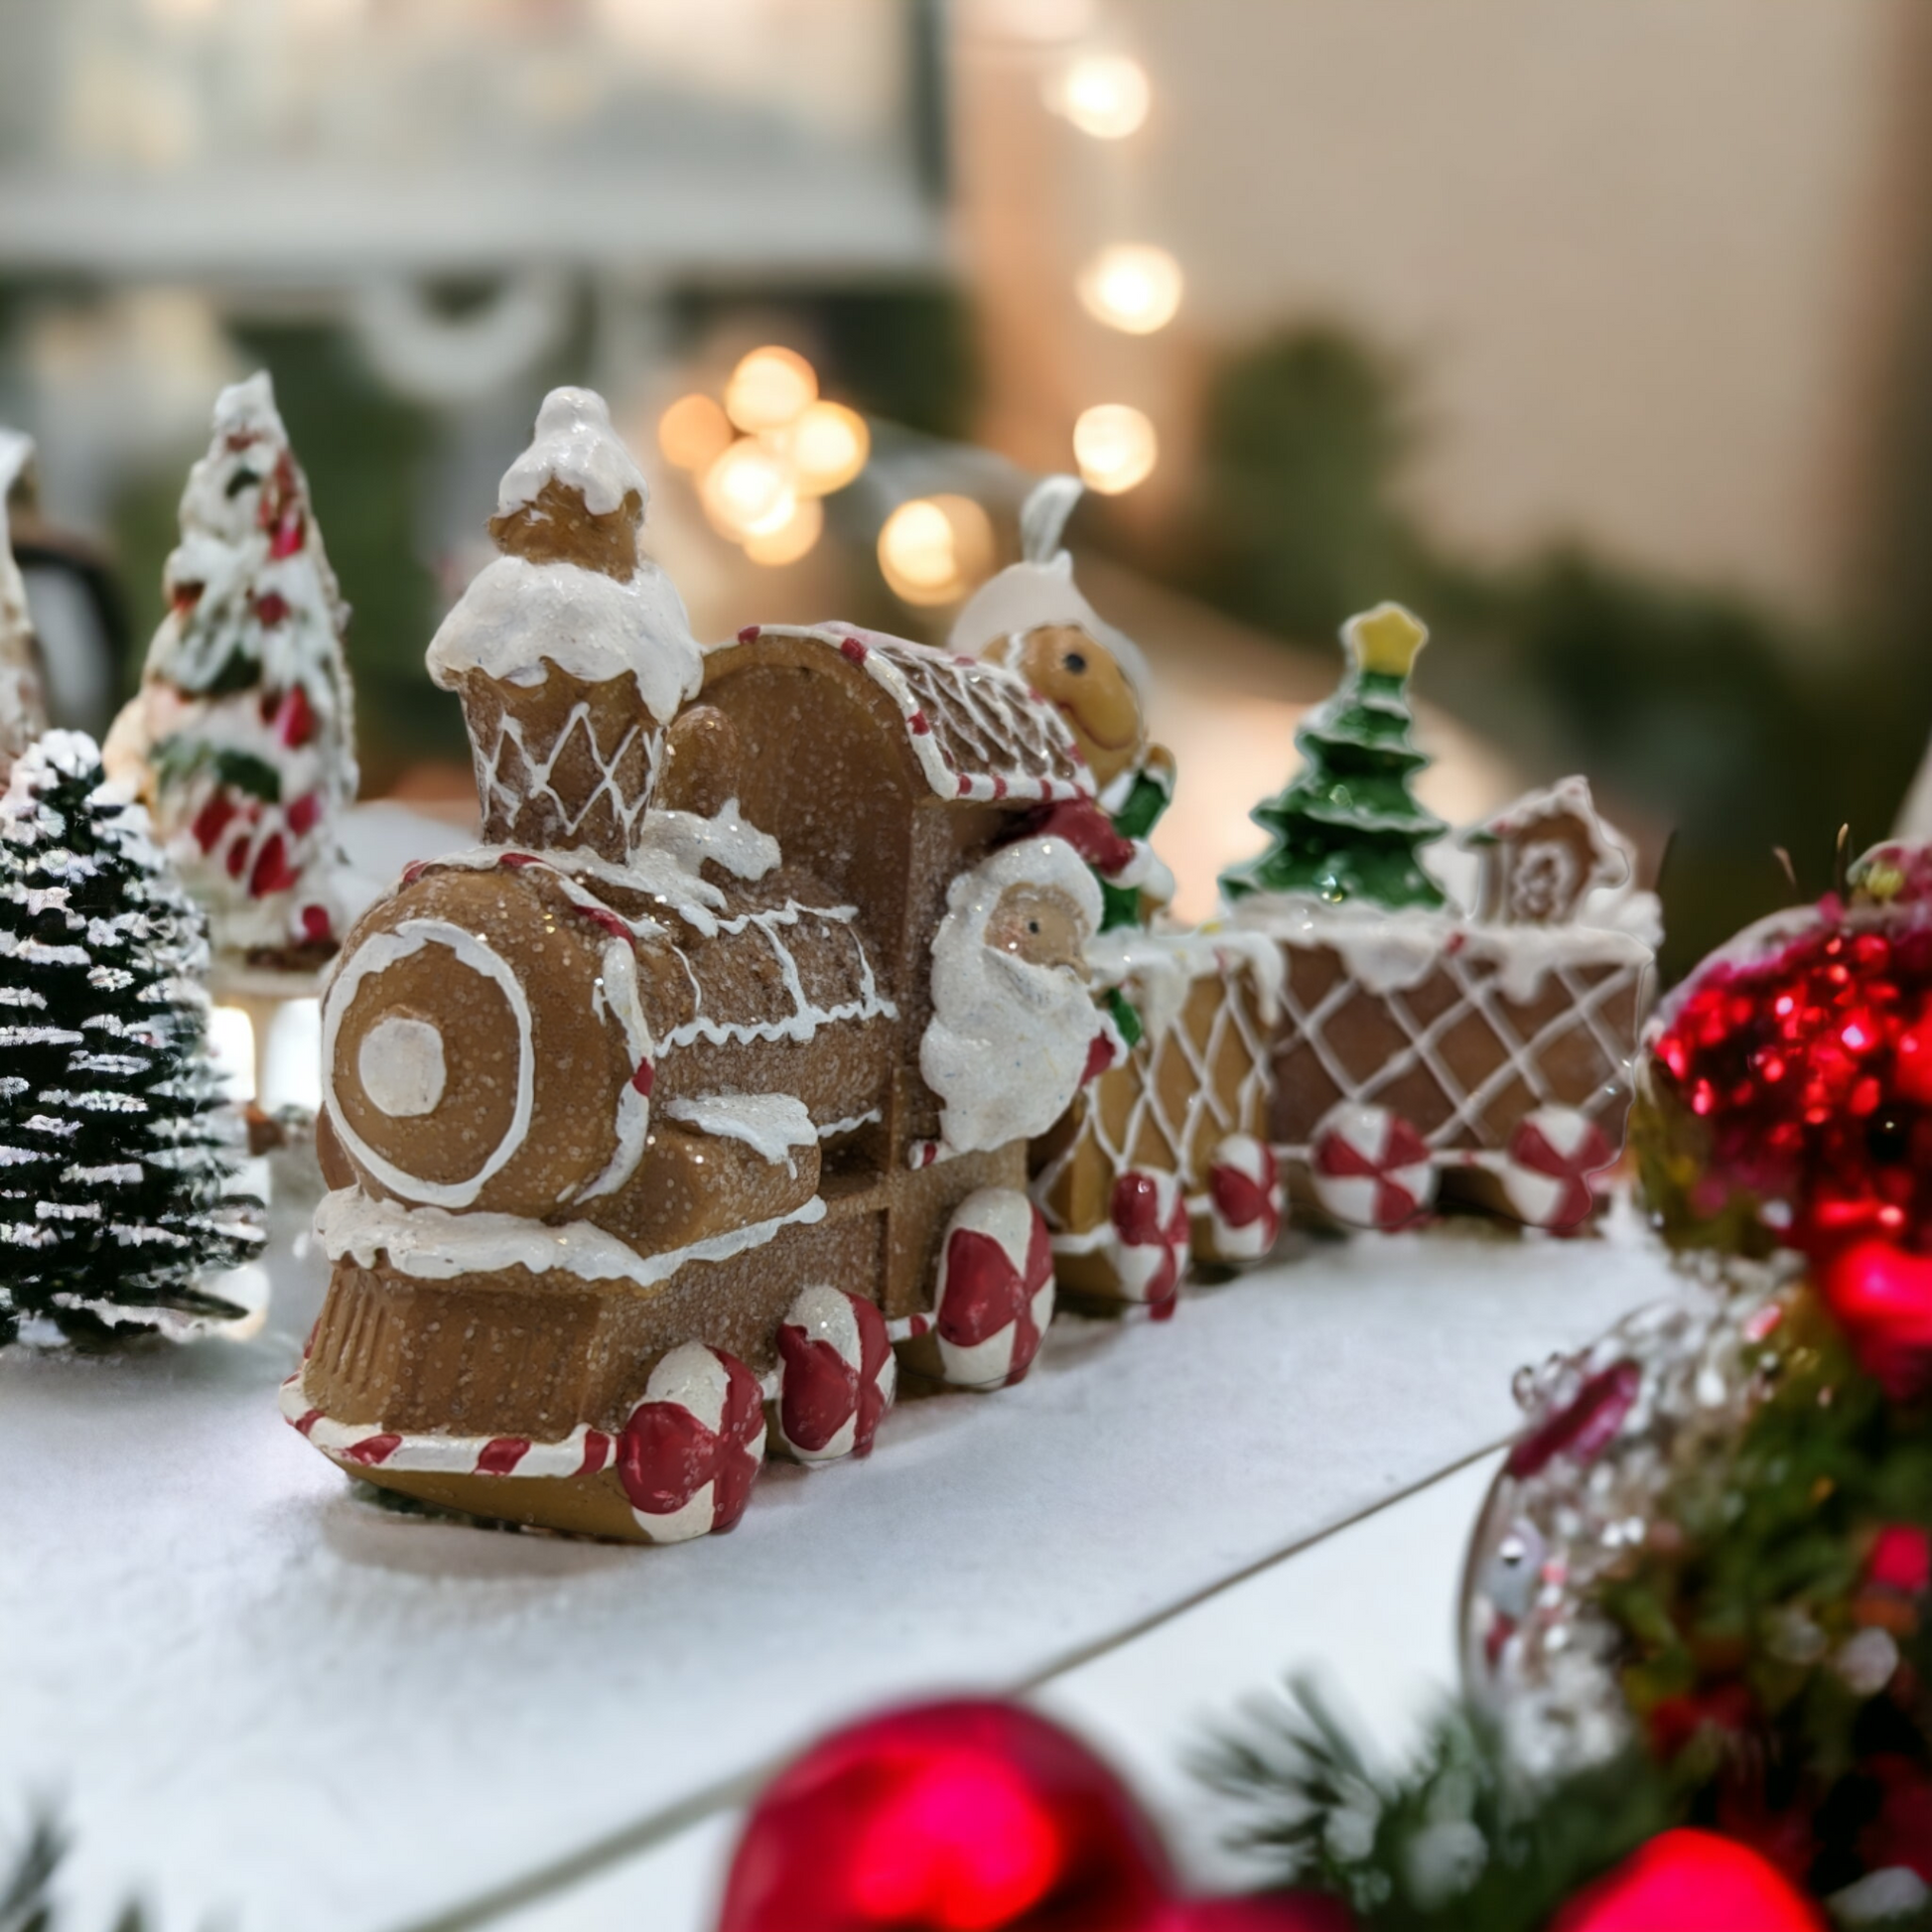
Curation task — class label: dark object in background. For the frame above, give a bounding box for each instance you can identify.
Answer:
[9,483,128,746]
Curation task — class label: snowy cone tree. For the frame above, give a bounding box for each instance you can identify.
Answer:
[1221,603,1447,910]
[106,372,356,970]
[0,428,48,786]
[0,732,262,1344]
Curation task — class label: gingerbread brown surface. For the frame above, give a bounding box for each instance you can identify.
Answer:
[291,400,1116,1545]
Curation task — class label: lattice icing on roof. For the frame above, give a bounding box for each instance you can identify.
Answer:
[738,624,1095,805]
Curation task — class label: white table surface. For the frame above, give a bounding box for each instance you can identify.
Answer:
[1,1203,1676,1932]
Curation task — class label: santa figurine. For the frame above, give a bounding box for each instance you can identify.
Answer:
[952,476,1175,939]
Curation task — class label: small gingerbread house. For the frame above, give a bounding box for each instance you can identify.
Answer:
[1465,776,1631,927]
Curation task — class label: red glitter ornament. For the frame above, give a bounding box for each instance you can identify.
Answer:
[1547,1829,1825,1932]
[716,1700,1353,1932]
[1643,849,1932,1264]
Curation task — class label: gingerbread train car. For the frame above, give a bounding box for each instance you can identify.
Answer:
[285,395,1659,1544]
[291,392,1126,1541]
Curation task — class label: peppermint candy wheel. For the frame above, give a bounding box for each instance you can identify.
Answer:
[1107,1169,1190,1316]
[1497,1106,1614,1230]
[1309,1102,1437,1231]
[929,1188,1056,1391]
[772,1285,897,1465]
[1202,1134,1284,1263]
[617,1343,767,1544]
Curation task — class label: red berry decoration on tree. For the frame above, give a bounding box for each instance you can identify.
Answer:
[105,370,358,970]
[1548,1830,1825,1932]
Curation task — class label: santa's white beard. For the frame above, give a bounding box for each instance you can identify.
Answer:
[922,943,1097,1154]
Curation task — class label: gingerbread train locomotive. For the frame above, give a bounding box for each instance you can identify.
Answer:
[285,389,1659,1542]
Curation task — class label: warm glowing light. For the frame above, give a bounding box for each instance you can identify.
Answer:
[785,401,871,495]
[657,392,733,474]
[971,0,1096,43]
[702,438,795,539]
[1053,53,1150,139]
[725,345,817,434]
[1077,243,1182,336]
[744,494,823,567]
[1073,404,1158,494]
[878,495,996,607]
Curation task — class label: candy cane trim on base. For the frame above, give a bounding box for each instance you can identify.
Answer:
[279,1366,614,1478]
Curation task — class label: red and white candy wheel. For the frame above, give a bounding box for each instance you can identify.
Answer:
[930,1188,1056,1391]
[617,1343,767,1544]
[1310,1102,1437,1231]
[773,1285,897,1465]
[1498,1106,1614,1230]
[1107,1169,1190,1317]
[1204,1134,1284,1262]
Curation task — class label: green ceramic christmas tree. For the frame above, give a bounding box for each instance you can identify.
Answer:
[1221,601,1447,910]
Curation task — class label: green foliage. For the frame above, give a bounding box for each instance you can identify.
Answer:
[148,740,282,806]
[1596,1302,1932,1894]
[1222,663,1448,909]
[811,284,978,442]
[1181,327,1932,980]
[1198,1683,1675,1931]
[0,735,259,1343]
[1187,330,1430,644]
[1,1817,145,1932]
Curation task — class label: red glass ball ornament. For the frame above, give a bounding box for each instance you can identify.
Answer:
[717,1700,1175,1932]
[1820,1239,1932,1399]
[1643,860,1932,1262]
[1548,1829,1826,1932]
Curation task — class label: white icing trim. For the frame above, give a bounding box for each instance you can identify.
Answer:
[426,554,701,726]
[496,386,648,519]
[314,1187,826,1289]
[1086,924,1287,1041]
[1224,894,1651,1004]
[743,623,1094,805]
[664,1091,816,1175]
[356,1017,447,1119]
[578,934,654,1205]
[414,802,781,943]
[818,1108,883,1139]
[322,921,535,1210]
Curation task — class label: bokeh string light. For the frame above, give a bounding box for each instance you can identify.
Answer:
[1077,243,1183,336]
[1049,20,1169,492]
[1073,403,1158,494]
[658,345,870,568]
[878,495,997,607]
[1051,52,1150,139]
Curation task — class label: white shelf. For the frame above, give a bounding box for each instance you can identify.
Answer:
[0,1218,1674,1932]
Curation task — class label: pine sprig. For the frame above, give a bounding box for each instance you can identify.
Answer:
[1197,1681,1676,1931]
[0,1818,145,1932]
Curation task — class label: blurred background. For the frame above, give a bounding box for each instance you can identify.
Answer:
[4,0,1932,976]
